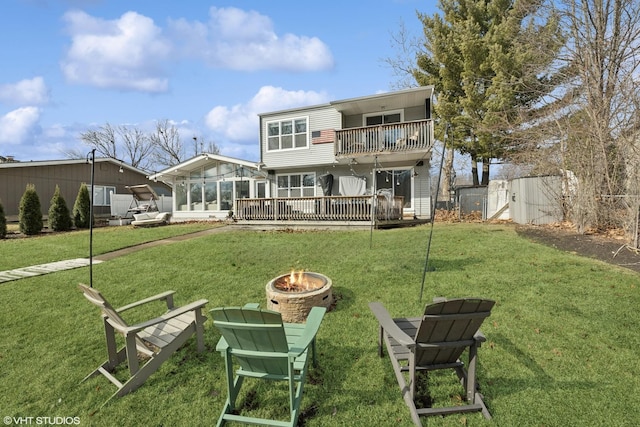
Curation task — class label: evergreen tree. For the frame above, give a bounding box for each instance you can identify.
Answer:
[19,184,43,235]
[73,183,92,229]
[415,0,564,185]
[0,200,7,239]
[48,185,73,231]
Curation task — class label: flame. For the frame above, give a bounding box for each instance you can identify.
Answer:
[287,269,309,290]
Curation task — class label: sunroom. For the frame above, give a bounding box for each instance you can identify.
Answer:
[149,154,264,221]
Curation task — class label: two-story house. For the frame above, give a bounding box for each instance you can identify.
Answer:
[150,86,435,225]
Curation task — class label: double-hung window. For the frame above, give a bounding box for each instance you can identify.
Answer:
[277,173,315,197]
[91,185,116,206]
[267,117,308,151]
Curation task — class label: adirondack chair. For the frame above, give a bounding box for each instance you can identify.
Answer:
[369,298,495,425]
[78,284,208,402]
[210,304,326,427]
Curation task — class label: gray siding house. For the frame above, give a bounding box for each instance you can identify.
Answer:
[151,86,435,225]
[0,158,168,220]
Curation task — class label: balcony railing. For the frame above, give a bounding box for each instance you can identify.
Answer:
[335,119,432,157]
[236,195,404,222]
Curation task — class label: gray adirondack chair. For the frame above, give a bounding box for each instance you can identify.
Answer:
[211,304,326,427]
[369,298,495,425]
[78,284,208,403]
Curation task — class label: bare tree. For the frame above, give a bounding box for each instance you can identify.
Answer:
[117,125,154,170]
[554,0,640,238]
[150,119,184,168]
[79,123,118,159]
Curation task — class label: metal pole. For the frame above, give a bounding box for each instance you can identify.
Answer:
[419,125,448,301]
[89,149,95,288]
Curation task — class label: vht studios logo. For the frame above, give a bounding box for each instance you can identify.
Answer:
[4,417,81,425]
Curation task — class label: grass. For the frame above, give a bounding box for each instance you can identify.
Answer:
[1,223,639,426]
[0,222,217,270]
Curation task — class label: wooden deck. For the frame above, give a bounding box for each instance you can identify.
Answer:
[236,195,404,222]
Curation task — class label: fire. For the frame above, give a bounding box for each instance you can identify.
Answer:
[274,270,324,293]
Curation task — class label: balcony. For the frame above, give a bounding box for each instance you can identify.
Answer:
[236,195,404,222]
[334,119,433,159]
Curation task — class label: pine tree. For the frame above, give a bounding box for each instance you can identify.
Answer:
[48,185,73,231]
[19,184,43,235]
[415,0,564,185]
[0,200,7,239]
[73,183,92,229]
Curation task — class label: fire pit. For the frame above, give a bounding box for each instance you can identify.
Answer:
[266,271,333,323]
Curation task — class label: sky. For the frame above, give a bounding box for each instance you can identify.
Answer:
[0,0,438,166]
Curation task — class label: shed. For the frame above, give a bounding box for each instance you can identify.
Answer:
[509,176,563,225]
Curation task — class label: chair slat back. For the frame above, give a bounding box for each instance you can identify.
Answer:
[78,284,130,330]
[414,298,494,366]
[211,307,290,375]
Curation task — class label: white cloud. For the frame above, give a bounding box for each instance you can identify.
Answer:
[169,7,334,71]
[61,10,171,92]
[0,107,41,144]
[0,77,49,106]
[204,86,330,143]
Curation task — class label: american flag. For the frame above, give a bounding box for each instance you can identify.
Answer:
[311,129,335,144]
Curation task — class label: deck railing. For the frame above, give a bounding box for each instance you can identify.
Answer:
[335,119,432,157]
[236,195,404,222]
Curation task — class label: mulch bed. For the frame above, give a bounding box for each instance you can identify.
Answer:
[515,224,640,274]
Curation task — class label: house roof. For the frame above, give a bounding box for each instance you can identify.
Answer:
[148,153,260,181]
[258,86,435,118]
[329,86,434,115]
[0,157,147,175]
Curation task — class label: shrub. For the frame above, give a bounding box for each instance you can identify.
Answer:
[48,185,73,231]
[19,184,43,235]
[73,183,92,229]
[0,200,6,238]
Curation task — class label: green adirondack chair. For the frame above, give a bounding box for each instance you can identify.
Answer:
[210,304,326,427]
[369,298,495,425]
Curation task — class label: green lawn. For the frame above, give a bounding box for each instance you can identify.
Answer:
[1,223,638,426]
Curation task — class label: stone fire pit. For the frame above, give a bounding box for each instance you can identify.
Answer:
[266,271,333,323]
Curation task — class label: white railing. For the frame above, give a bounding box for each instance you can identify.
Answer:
[236,195,404,221]
[335,120,432,157]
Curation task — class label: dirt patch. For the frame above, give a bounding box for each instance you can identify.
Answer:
[515,224,640,274]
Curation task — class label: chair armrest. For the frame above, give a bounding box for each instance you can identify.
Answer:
[368,302,415,348]
[119,299,208,334]
[116,290,176,312]
[288,307,326,357]
[243,303,261,309]
[474,329,487,343]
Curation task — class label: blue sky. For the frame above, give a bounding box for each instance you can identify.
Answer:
[0,0,437,164]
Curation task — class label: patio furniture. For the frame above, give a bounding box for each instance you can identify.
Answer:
[210,304,326,427]
[78,284,207,403]
[369,298,495,425]
[131,211,171,227]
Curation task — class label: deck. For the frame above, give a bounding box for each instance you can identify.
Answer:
[236,195,405,223]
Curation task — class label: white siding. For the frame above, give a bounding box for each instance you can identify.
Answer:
[413,162,432,219]
[262,107,341,169]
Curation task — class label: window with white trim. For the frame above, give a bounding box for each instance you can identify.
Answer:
[276,173,315,197]
[267,117,308,151]
[91,185,116,206]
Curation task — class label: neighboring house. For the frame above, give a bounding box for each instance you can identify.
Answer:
[0,158,169,220]
[151,86,435,224]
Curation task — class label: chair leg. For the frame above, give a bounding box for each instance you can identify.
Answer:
[467,343,478,403]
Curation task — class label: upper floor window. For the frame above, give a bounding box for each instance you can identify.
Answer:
[267,117,308,151]
[363,110,403,126]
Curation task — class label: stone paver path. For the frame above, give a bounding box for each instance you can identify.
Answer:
[0,258,103,284]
